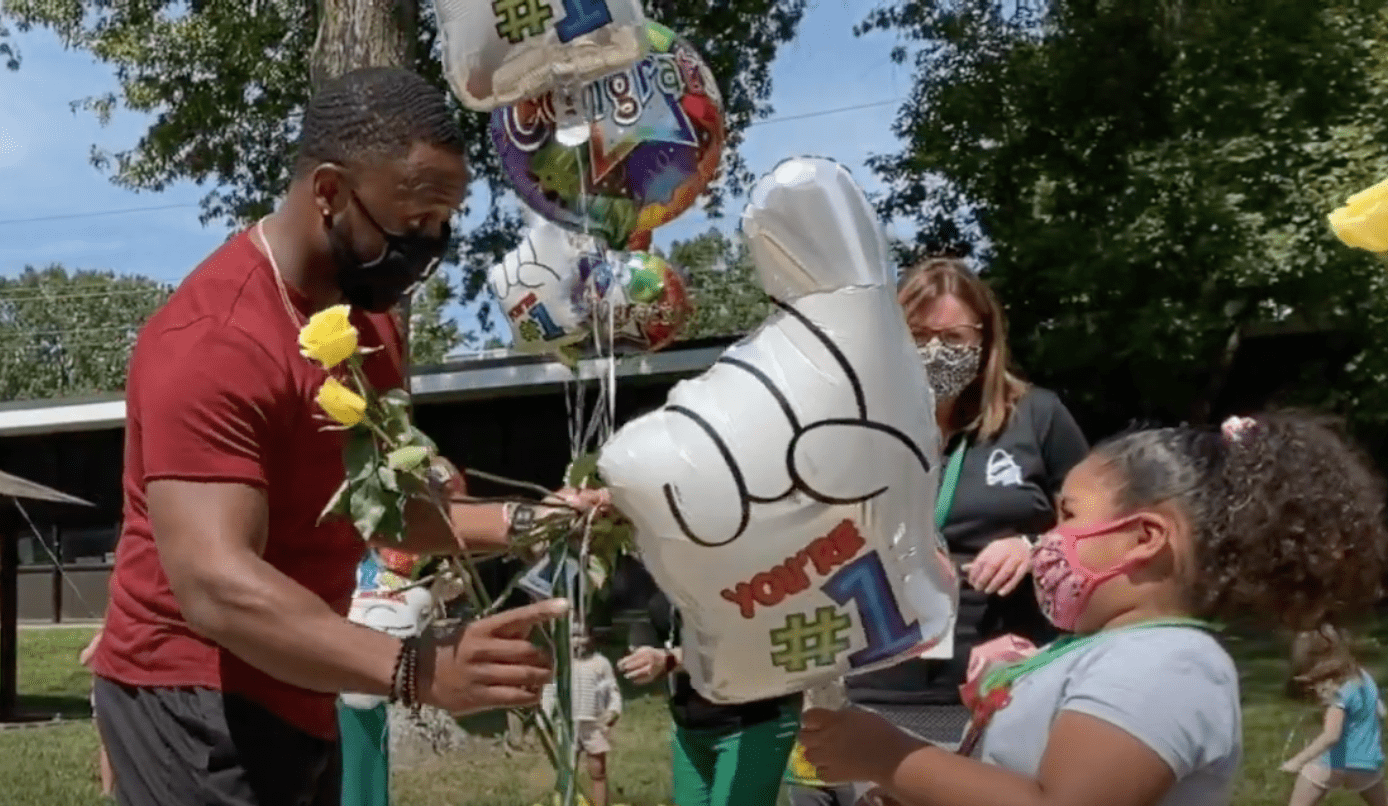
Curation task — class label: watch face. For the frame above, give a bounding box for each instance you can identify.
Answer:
[510,503,536,532]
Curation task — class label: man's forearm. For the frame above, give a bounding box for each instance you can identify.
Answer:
[392,497,511,555]
[183,551,401,697]
[392,455,514,555]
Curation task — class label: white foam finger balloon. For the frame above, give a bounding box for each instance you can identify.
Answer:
[488,219,597,353]
[434,0,646,112]
[598,158,958,703]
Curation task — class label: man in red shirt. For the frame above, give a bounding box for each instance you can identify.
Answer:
[90,67,600,806]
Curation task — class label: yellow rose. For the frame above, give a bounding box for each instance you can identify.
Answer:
[1329,177,1388,254]
[299,304,359,369]
[317,377,367,427]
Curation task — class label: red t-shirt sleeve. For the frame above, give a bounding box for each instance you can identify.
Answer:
[138,325,280,488]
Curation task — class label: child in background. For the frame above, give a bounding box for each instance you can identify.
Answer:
[79,628,115,799]
[800,413,1388,806]
[543,629,623,806]
[1282,625,1387,806]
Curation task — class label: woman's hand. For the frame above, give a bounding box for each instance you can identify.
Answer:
[545,486,612,516]
[617,646,670,685]
[966,536,1033,595]
[800,707,923,785]
[1280,757,1305,774]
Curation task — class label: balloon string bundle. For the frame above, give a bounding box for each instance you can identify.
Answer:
[548,96,617,806]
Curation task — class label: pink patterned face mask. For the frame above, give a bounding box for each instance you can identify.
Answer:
[1032,514,1146,632]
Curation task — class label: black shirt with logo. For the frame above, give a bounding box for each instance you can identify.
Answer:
[848,386,1089,705]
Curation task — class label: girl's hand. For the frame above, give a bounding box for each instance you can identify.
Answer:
[1280,758,1304,774]
[617,646,668,685]
[966,536,1033,595]
[800,707,923,785]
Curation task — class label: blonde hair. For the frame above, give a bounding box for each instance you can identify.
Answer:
[1289,624,1362,702]
[897,258,1029,440]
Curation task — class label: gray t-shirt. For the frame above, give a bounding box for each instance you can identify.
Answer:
[978,627,1241,806]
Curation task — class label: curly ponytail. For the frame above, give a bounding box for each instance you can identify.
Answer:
[1093,412,1388,632]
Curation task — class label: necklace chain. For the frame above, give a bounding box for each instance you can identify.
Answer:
[256,219,307,331]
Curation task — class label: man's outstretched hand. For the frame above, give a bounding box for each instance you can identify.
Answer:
[419,598,569,715]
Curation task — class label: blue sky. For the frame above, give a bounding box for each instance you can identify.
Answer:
[0,0,911,344]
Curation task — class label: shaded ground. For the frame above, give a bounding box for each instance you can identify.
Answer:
[3,624,1385,805]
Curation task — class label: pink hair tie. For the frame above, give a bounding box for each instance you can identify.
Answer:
[1221,416,1257,444]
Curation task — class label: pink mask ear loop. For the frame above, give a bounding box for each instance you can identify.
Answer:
[1057,513,1148,582]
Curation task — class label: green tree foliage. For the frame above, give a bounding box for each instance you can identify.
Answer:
[2,0,809,308]
[668,227,772,338]
[0,15,17,69]
[0,265,172,401]
[408,273,464,366]
[864,0,1388,434]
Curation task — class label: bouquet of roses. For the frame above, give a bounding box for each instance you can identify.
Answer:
[298,304,631,805]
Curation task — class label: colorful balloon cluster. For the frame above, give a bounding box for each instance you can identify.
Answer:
[435,1,720,355]
[488,220,693,355]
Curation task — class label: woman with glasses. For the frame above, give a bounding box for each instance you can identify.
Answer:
[787,257,1088,806]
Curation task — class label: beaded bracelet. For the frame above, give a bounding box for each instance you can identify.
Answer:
[390,636,422,714]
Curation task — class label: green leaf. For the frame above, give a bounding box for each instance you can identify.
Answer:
[386,445,431,471]
[373,492,407,545]
[381,388,411,411]
[377,465,401,493]
[586,554,608,590]
[317,479,352,525]
[349,475,387,541]
[344,428,377,483]
[408,426,439,453]
[565,452,601,488]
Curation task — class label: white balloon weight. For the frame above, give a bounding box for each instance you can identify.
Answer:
[340,585,436,710]
[597,158,958,703]
[434,0,646,112]
[488,220,599,353]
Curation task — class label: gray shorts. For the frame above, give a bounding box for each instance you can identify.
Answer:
[93,677,341,806]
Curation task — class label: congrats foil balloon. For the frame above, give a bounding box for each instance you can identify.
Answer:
[597,158,958,703]
[490,21,726,250]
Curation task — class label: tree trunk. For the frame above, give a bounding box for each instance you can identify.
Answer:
[311,0,450,761]
[308,0,419,384]
[309,0,416,89]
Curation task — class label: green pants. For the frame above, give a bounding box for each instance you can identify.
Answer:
[671,706,799,806]
[338,701,390,806]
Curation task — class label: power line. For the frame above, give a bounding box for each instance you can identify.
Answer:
[0,202,199,227]
[0,97,906,228]
[0,324,139,337]
[748,98,903,127]
[0,287,172,302]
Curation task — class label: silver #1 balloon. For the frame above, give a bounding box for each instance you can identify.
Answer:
[598,158,959,703]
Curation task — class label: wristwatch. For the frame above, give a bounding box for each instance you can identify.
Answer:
[504,501,537,537]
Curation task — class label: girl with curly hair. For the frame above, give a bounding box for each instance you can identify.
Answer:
[1281,625,1387,806]
[799,412,1388,806]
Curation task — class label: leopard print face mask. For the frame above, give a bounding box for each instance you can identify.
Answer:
[918,339,983,402]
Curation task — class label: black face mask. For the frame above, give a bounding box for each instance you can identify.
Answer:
[327,193,451,314]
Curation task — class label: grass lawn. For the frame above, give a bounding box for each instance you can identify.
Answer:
[0,625,1380,805]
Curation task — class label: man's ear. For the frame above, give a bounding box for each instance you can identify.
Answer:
[311,163,351,220]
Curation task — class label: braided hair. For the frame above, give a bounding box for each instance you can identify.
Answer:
[1091,411,1388,631]
[295,67,464,175]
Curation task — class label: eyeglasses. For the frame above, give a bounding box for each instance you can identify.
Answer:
[912,324,983,348]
